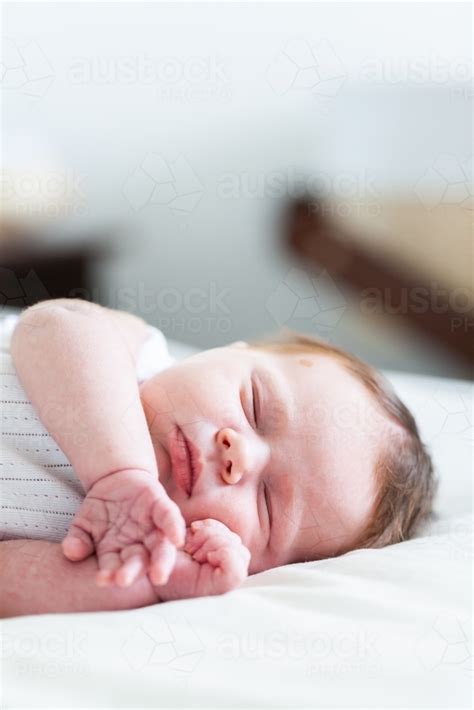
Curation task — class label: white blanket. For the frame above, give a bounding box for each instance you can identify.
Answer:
[1,330,472,708]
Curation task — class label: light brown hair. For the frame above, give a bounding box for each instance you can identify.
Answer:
[248,329,439,553]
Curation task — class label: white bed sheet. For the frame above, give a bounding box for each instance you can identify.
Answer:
[1,332,472,709]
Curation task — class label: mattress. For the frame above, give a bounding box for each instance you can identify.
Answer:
[1,310,472,708]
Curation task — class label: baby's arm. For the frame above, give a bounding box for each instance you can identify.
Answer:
[10,300,185,586]
[0,539,158,618]
[0,520,250,618]
[10,299,158,491]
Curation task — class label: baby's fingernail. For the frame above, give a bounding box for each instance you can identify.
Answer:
[191,521,204,529]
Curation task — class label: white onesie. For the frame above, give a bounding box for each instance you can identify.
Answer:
[0,312,175,543]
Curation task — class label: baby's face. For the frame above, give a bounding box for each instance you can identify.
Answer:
[139,343,389,574]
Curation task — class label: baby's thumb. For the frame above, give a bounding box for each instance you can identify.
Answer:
[62,526,94,561]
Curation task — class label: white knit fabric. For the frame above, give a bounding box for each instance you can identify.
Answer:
[0,313,175,542]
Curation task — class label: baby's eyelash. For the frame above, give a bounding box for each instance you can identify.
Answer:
[264,482,272,528]
[251,382,258,426]
[252,382,257,424]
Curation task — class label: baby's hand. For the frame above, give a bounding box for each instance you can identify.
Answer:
[156,518,251,601]
[61,469,186,588]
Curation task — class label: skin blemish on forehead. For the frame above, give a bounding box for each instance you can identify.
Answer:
[298,358,314,368]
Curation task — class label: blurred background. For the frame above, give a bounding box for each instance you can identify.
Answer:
[1,1,472,378]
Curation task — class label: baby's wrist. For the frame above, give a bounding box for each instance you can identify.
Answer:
[84,466,157,494]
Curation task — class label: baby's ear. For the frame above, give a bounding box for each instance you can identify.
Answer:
[230,340,249,349]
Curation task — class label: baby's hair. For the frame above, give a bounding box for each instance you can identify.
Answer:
[247,329,439,554]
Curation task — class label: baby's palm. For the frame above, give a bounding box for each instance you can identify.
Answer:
[62,469,186,588]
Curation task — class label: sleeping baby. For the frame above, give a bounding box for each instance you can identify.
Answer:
[0,299,437,617]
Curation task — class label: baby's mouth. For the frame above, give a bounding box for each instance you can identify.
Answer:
[168,426,201,497]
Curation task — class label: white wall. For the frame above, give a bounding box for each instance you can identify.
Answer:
[2,2,472,376]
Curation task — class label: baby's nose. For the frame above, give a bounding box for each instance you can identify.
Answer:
[216,427,248,484]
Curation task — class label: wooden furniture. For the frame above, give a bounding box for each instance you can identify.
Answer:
[0,231,110,309]
[285,197,474,373]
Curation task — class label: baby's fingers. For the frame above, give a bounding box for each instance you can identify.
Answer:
[207,546,250,592]
[147,533,177,586]
[62,525,94,562]
[96,551,122,587]
[115,545,149,588]
[152,498,186,549]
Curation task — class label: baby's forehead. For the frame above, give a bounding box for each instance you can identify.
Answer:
[261,349,388,442]
[256,348,350,392]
